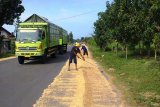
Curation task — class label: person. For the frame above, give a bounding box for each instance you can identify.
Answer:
[68,42,85,71]
[81,44,88,57]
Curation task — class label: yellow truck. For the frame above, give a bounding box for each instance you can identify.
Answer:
[15,14,68,64]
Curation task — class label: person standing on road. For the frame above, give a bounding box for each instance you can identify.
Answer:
[81,44,88,57]
[68,42,85,71]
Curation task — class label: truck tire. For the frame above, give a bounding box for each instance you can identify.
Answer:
[51,53,56,58]
[18,56,24,64]
[59,47,64,55]
[63,45,67,53]
[41,51,47,64]
[64,46,67,53]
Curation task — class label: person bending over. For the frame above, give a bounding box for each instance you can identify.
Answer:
[81,44,88,57]
[68,42,85,71]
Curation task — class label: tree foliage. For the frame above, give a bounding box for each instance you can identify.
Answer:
[67,32,74,43]
[94,0,160,57]
[0,0,24,26]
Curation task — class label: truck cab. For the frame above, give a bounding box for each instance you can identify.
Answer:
[15,28,46,64]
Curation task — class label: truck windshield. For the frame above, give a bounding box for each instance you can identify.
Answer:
[16,29,41,42]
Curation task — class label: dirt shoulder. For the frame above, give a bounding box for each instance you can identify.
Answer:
[33,53,126,107]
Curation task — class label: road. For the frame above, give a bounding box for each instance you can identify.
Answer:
[0,53,69,107]
[34,48,125,107]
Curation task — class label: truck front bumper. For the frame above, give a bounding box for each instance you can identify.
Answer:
[15,51,43,57]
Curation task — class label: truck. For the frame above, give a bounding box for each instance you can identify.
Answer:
[15,14,68,64]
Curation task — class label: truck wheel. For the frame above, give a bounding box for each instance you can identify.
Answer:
[59,47,64,55]
[64,50,67,53]
[41,51,47,64]
[18,56,24,64]
[64,47,67,53]
[63,45,67,53]
[51,53,56,58]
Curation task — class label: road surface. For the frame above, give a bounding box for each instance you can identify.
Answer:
[34,49,126,107]
[0,53,69,107]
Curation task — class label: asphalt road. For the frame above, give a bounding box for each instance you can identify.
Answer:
[0,52,70,107]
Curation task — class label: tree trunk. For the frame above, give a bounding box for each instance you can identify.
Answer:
[116,43,118,56]
[147,43,151,57]
[148,50,151,57]
[142,40,145,55]
[139,42,142,55]
[126,45,128,59]
[100,44,103,50]
[142,41,145,50]
[112,46,114,52]
[155,49,157,60]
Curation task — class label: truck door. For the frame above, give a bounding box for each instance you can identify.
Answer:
[41,30,46,51]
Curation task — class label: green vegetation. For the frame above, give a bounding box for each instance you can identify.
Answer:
[94,0,160,59]
[67,32,74,44]
[88,38,160,107]
[92,1,160,105]
[0,0,24,54]
[0,0,24,27]
[0,53,15,58]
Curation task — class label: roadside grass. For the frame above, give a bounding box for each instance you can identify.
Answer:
[0,53,15,58]
[88,44,160,107]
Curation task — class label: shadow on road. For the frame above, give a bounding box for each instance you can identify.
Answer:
[24,52,69,65]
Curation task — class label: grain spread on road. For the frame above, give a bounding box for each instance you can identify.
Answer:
[33,55,125,107]
[0,56,16,62]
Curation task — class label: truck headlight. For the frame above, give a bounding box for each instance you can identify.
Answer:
[38,43,42,49]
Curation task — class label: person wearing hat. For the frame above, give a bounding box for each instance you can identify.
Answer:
[68,42,85,71]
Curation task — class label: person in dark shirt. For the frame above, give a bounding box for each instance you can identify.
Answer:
[81,44,88,57]
[68,42,85,71]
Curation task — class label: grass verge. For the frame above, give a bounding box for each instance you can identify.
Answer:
[88,44,160,107]
[0,53,15,58]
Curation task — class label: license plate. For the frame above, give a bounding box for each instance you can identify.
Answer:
[25,55,30,57]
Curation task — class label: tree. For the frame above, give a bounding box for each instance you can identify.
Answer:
[94,0,160,59]
[94,12,108,50]
[81,37,84,41]
[153,33,160,60]
[14,16,21,36]
[0,0,24,27]
[68,32,73,43]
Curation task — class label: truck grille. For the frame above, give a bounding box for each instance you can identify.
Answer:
[21,53,35,55]
[18,47,37,51]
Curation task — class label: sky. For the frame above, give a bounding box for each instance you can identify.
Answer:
[3,0,113,39]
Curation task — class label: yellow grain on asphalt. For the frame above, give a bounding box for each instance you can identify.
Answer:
[33,55,125,107]
[33,59,85,107]
[0,56,16,62]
